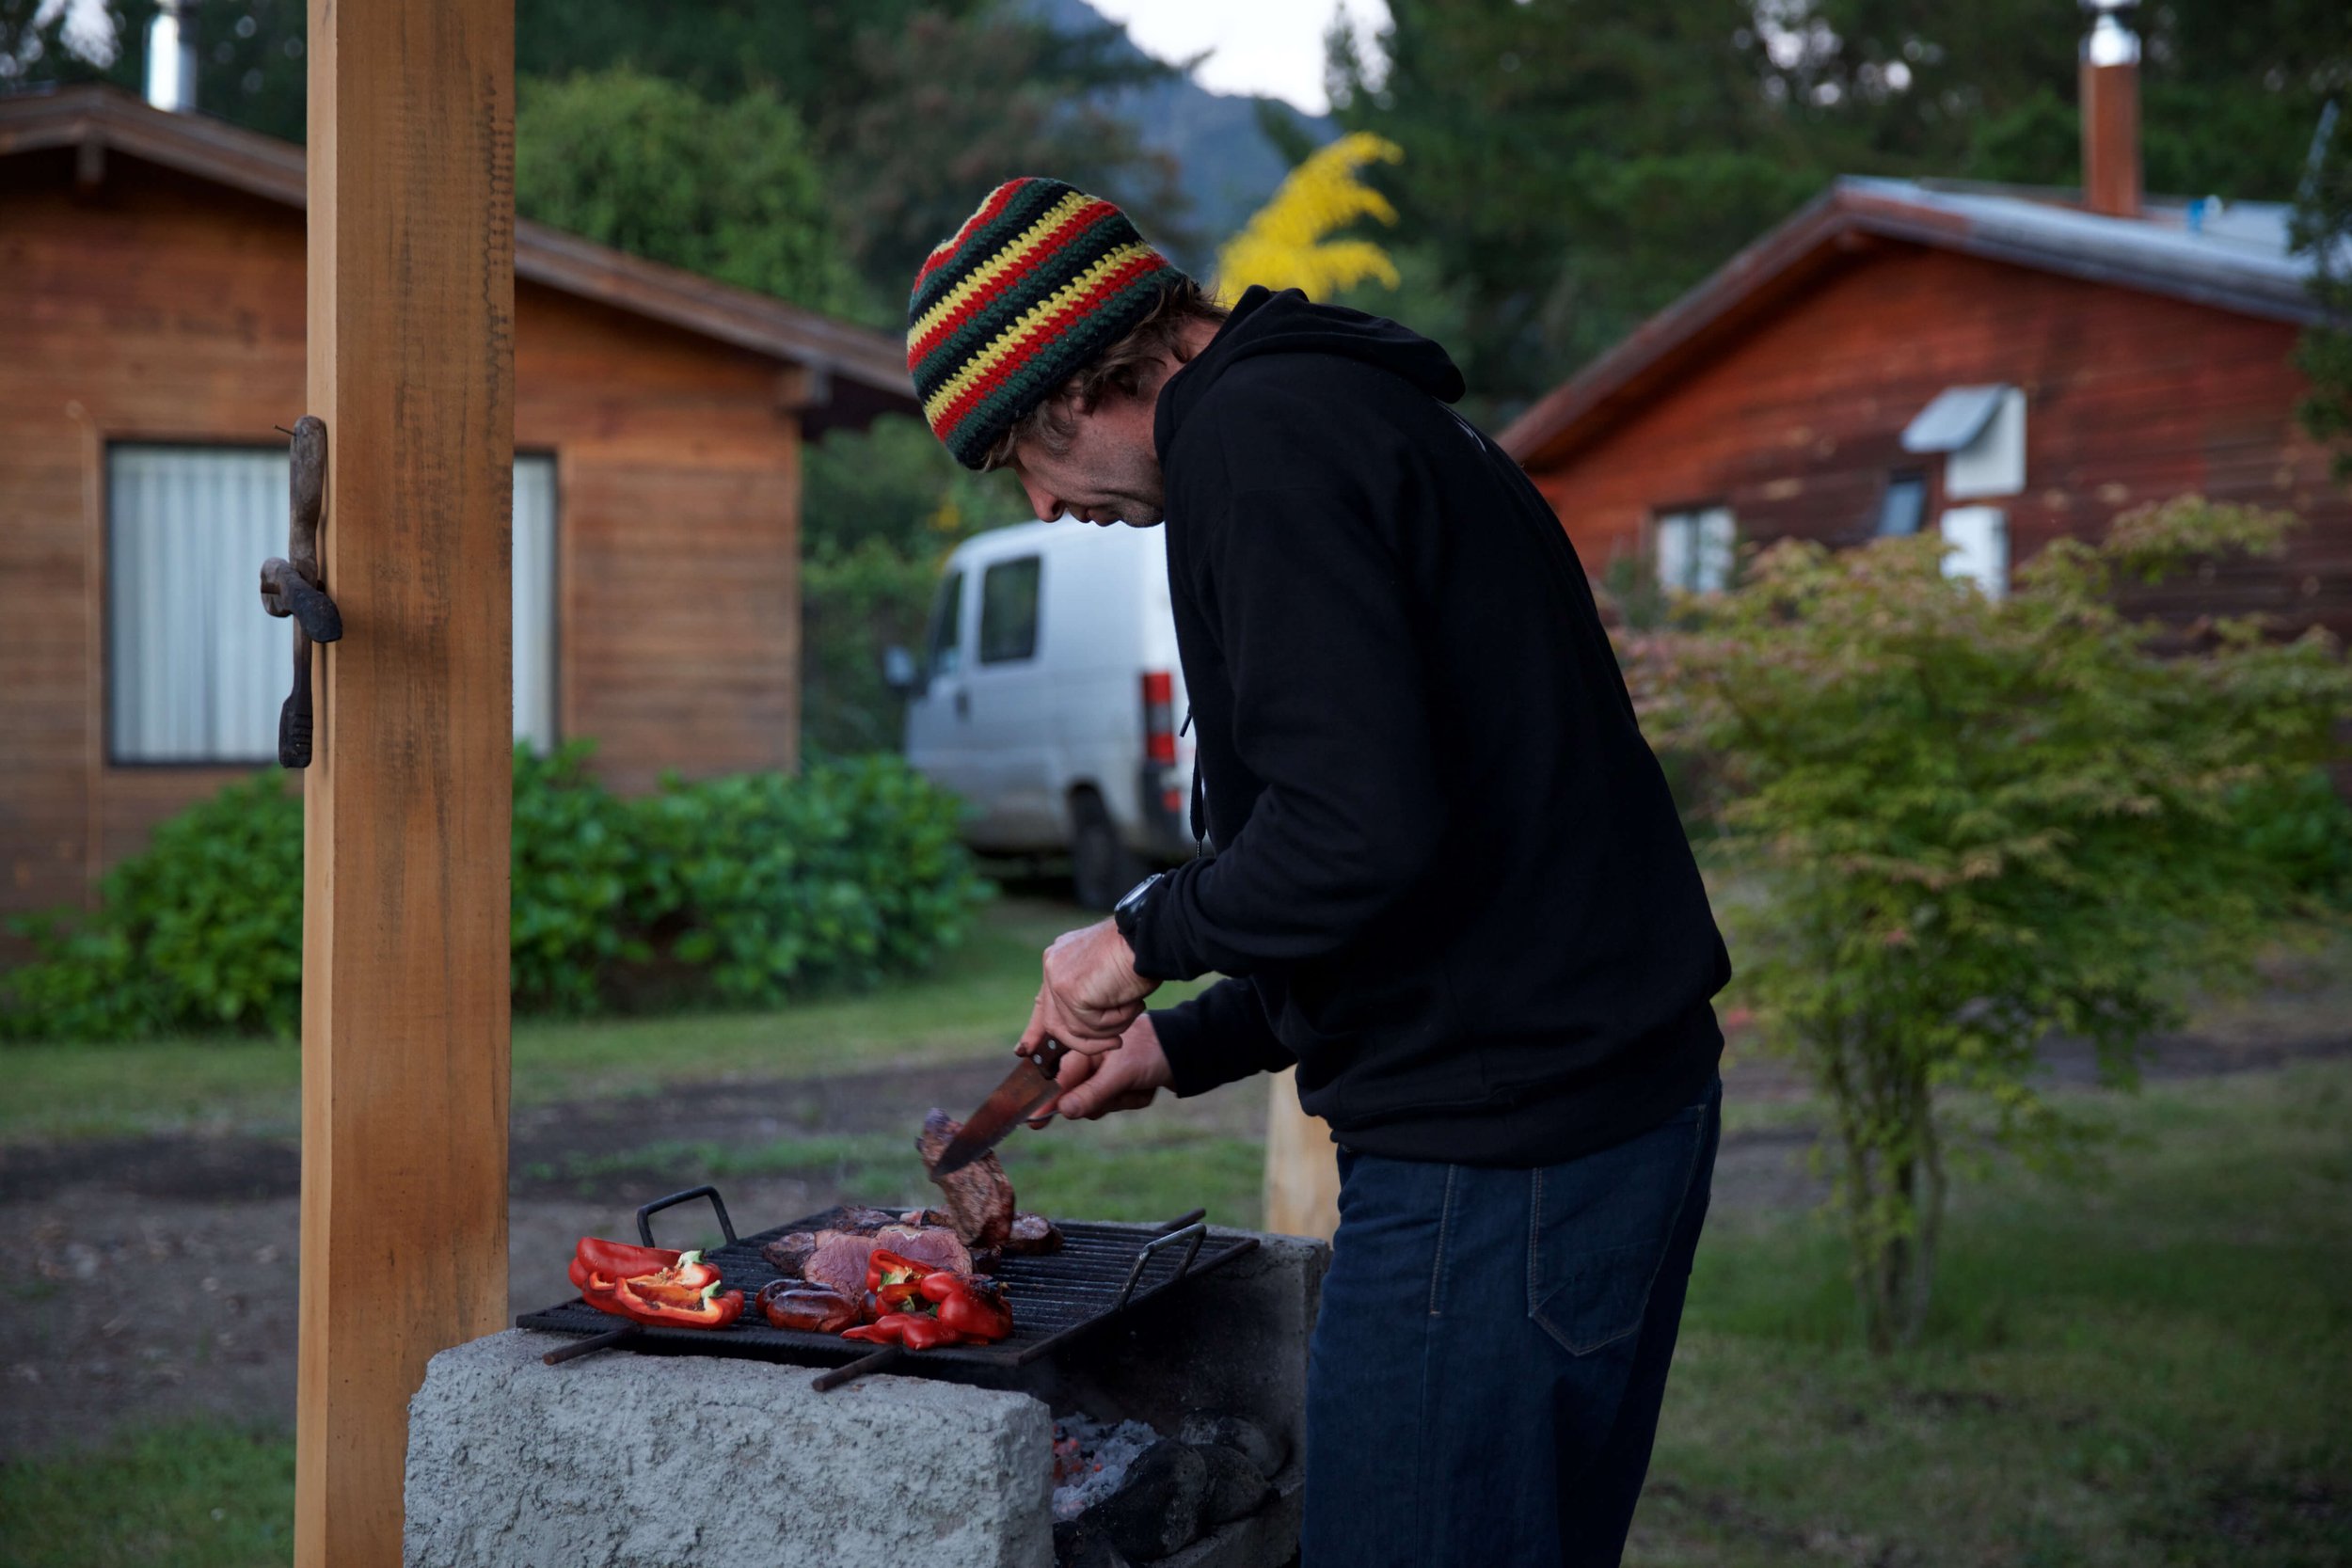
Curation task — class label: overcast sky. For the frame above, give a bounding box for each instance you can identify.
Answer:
[1085,0,1389,118]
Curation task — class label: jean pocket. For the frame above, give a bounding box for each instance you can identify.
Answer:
[1526,1105,1709,1356]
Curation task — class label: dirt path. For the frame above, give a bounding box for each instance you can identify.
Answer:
[7,1023,2344,1460]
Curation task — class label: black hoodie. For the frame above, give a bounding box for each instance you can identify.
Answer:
[1123,287,1730,1166]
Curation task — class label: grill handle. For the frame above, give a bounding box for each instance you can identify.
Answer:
[812,1344,903,1392]
[1114,1220,1208,1312]
[636,1184,738,1249]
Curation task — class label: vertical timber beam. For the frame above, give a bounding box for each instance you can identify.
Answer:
[296,3,514,1564]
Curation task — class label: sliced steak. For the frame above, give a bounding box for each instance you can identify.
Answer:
[771,1223,976,1294]
[760,1230,820,1277]
[1005,1212,1062,1255]
[919,1109,1016,1248]
[873,1224,975,1276]
[800,1231,883,1296]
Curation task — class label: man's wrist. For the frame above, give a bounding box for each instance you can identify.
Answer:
[1111,871,1165,954]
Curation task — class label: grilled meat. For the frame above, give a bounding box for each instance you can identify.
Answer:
[755,1281,860,1334]
[762,1221,977,1295]
[874,1224,975,1275]
[800,1232,884,1295]
[1005,1212,1062,1255]
[919,1109,1016,1248]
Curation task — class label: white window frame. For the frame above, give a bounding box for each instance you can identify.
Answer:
[1654,504,1736,594]
[106,444,560,764]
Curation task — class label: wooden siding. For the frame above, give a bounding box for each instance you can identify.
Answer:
[0,149,803,928]
[1523,243,2352,642]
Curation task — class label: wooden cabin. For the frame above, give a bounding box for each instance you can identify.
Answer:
[1498,176,2347,642]
[0,86,916,932]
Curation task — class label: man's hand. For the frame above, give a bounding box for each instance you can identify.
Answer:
[1034,1014,1173,1123]
[1020,916,1158,1054]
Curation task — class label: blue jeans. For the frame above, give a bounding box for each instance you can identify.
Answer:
[1300,1080,1722,1568]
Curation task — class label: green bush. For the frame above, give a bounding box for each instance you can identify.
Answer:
[2,750,988,1043]
[2231,767,2352,909]
[3,775,303,1042]
[630,755,986,1006]
[509,743,640,1014]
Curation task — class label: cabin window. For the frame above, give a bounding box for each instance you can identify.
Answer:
[106,445,560,763]
[1876,470,1928,537]
[926,569,966,678]
[977,555,1041,665]
[1654,504,1735,594]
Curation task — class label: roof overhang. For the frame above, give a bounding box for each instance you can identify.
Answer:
[0,86,917,435]
[1499,176,2323,470]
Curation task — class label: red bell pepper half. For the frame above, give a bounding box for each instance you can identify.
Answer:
[573,1241,740,1330]
[841,1311,964,1352]
[920,1271,1014,1342]
[572,1237,689,1290]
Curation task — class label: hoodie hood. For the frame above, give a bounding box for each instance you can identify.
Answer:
[1155,286,1468,459]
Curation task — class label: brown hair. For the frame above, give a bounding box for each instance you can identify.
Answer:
[980,275,1230,471]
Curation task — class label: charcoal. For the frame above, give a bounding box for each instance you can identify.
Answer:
[1053,1519,1132,1568]
[1082,1440,1206,1561]
[1190,1442,1274,1526]
[1177,1413,1285,1480]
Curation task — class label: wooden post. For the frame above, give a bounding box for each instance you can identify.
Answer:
[296,4,514,1564]
[1263,1069,1341,1242]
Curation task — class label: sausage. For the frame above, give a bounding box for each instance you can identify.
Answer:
[756,1281,860,1334]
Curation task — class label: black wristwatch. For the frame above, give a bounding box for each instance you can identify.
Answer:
[1112,871,1165,945]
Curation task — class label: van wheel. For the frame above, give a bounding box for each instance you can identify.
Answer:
[1070,790,1141,911]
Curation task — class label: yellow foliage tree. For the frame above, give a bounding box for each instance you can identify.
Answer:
[1215,132,1405,304]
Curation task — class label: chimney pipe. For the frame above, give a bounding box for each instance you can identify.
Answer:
[2079,0,2141,217]
[145,0,198,114]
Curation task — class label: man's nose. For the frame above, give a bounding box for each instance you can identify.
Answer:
[1019,472,1062,523]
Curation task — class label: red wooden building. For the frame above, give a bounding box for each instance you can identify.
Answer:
[1498,177,2346,641]
[0,86,916,933]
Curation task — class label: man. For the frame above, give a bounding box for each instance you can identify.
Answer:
[908,178,1731,1566]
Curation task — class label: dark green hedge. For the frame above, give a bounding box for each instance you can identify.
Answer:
[3,747,988,1044]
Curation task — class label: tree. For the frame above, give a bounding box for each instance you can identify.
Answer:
[1215,132,1404,301]
[1330,0,1831,411]
[2292,100,2352,477]
[799,416,1024,757]
[514,68,862,316]
[1632,499,2352,1350]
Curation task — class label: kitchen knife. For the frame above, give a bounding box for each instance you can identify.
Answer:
[929,1038,1071,1178]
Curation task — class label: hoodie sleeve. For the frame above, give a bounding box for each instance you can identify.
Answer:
[1148,976,1293,1099]
[1124,480,1443,983]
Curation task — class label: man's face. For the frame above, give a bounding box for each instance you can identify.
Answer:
[1005,388,1167,529]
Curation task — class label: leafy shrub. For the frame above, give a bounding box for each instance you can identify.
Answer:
[2231,767,2352,909]
[2,775,303,1042]
[629,756,986,1006]
[1632,497,2352,1351]
[509,743,639,1014]
[3,751,988,1043]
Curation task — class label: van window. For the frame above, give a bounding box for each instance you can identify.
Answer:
[978,556,1041,665]
[927,569,965,677]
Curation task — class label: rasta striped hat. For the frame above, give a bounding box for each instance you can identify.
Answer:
[908,177,1187,469]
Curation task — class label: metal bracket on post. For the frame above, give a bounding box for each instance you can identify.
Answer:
[258,416,342,768]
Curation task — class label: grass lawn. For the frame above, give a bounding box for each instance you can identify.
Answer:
[1,896,1209,1144]
[8,1062,2344,1565]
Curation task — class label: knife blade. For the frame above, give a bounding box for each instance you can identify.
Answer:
[930,1038,1071,1178]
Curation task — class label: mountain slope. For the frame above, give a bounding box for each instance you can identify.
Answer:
[1022,0,1336,257]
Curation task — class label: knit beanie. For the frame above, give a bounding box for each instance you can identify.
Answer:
[908,177,1187,469]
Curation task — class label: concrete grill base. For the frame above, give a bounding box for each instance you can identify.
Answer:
[404,1229,1327,1568]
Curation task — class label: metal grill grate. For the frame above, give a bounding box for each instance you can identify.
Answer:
[518,1185,1258,1385]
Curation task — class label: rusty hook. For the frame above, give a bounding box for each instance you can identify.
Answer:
[258,416,342,768]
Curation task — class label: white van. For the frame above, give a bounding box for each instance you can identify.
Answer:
[889,520,1197,908]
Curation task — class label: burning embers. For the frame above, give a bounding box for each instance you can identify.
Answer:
[1050,1409,1283,1565]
